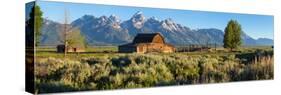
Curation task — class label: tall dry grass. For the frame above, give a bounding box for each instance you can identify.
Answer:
[34,52,273,93]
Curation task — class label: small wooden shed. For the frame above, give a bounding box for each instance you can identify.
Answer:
[57,44,85,53]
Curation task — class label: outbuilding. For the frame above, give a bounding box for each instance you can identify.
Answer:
[119,33,175,53]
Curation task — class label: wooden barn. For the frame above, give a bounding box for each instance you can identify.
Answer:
[57,44,85,53]
[119,33,175,53]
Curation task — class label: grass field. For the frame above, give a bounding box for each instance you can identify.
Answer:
[35,46,273,60]
[33,46,274,93]
[35,46,118,59]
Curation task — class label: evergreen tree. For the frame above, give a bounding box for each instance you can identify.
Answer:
[223,20,242,51]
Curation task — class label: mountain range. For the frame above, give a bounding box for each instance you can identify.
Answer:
[40,11,273,46]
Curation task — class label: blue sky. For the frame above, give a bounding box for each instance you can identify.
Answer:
[37,1,274,39]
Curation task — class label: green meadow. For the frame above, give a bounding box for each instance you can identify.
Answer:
[34,46,273,93]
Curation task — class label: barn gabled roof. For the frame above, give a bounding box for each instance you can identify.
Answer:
[132,33,164,44]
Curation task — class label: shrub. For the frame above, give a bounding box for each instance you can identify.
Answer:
[35,52,274,93]
[241,55,274,80]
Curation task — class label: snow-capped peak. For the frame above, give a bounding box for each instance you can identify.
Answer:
[130,11,146,29]
[131,11,145,21]
[134,11,143,15]
[164,18,175,24]
[109,14,121,23]
[149,16,159,21]
[161,18,179,31]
